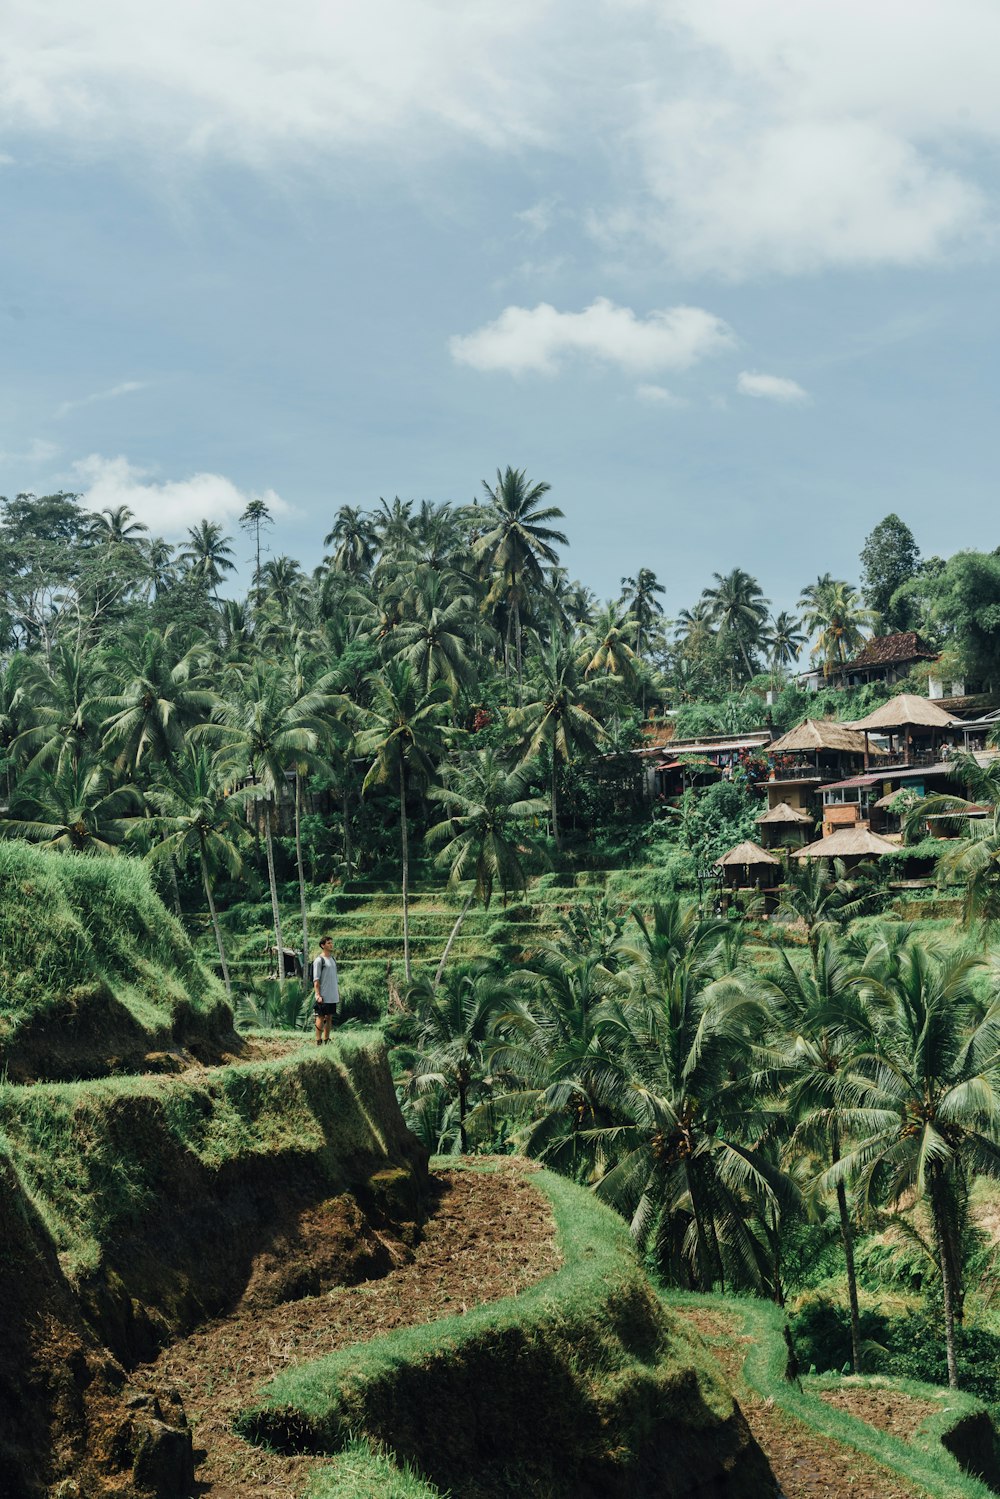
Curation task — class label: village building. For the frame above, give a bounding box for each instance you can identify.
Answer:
[637,728,773,801]
[715,840,781,909]
[845,694,961,768]
[758,719,878,816]
[755,800,814,850]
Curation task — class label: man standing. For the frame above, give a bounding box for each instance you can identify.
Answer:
[312,935,340,1045]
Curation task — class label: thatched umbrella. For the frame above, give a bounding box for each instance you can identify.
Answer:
[756,801,814,825]
[793,826,898,862]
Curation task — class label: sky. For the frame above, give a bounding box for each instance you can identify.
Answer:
[1,0,999,615]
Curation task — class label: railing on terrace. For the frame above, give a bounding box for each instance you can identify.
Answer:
[769,763,824,781]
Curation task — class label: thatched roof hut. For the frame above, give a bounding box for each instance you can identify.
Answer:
[792,827,899,860]
[756,801,813,825]
[768,719,877,755]
[715,841,781,867]
[846,694,959,732]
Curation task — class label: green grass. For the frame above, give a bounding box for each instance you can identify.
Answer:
[0,840,233,1079]
[237,1166,773,1499]
[0,1031,399,1279]
[665,1291,999,1498]
[304,1440,447,1499]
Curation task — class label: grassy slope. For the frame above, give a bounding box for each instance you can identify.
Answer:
[666,1291,999,1499]
[239,1164,776,1499]
[0,1033,426,1359]
[0,840,234,1079]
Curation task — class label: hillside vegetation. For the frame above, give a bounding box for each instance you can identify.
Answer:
[0,841,235,1080]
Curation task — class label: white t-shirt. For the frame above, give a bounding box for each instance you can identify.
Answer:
[312,952,340,1006]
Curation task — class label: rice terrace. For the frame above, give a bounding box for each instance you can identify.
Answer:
[4,5,1000,1496]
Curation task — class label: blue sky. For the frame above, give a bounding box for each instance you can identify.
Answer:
[1,1,998,615]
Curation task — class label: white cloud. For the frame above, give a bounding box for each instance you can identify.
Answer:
[737,371,810,404]
[450,297,734,376]
[0,2,998,277]
[636,383,686,408]
[71,453,289,536]
[515,199,558,237]
[613,0,997,275]
[0,2,559,163]
[56,379,146,419]
[0,436,58,465]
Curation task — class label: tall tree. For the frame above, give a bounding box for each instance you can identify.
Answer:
[427,750,547,985]
[701,568,770,686]
[354,662,451,982]
[620,568,665,665]
[859,514,920,630]
[476,467,568,697]
[147,748,245,999]
[178,521,236,598]
[833,946,1000,1389]
[799,576,873,671]
[511,644,604,852]
[324,505,377,578]
[239,497,273,596]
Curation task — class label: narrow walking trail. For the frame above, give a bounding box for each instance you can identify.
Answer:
[672,1304,925,1499]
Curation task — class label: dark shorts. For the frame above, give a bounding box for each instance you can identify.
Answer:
[314,1002,338,1017]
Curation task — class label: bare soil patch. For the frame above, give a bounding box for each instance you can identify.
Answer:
[672,1304,924,1499]
[143,1162,560,1499]
[817,1386,941,1445]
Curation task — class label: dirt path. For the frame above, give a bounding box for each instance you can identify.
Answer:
[143,1162,561,1499]
[674,1305,925,1499]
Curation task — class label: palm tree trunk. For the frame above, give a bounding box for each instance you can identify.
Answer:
[201,852,232,1001]
[166,853,183,918]
[836,1179,863,1374]
[551,757,561,853]
[514,599,523,707]
[435,894,474,988]
[264,794,286,980]
[459,1078,468,1154]
[294,771,309,990]
[400,758,411,984]
[930,1164,961,1389]
[342,787,352,873]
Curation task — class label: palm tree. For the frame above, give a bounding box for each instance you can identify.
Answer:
[0,758,142,853]
[178,521,237,597]
[764,936,877,1368]
[578,602,640,688]
[767,611,806,675]
[259,556,306,618]
[88,504,149,547]
[832,946,1000,1388]
[205,662,333,980]
[476,467,568,695]
[324,505,377,577]
[146,748,245,998]
[511,644,603,853]
[13,640,105,775]
[239,497,273,594]
[490,949,616,1175]
[426,750,547,985]
[799,576,873,671]
[700,568,770,686]
[387,573,478,703]
[620,568,665,664]
[591,903,785,1290]
[353,662,451,982]
[904,753,1000,925]
[97,627,217,776]
[776,857,883,965]
[405,964,513,1152]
